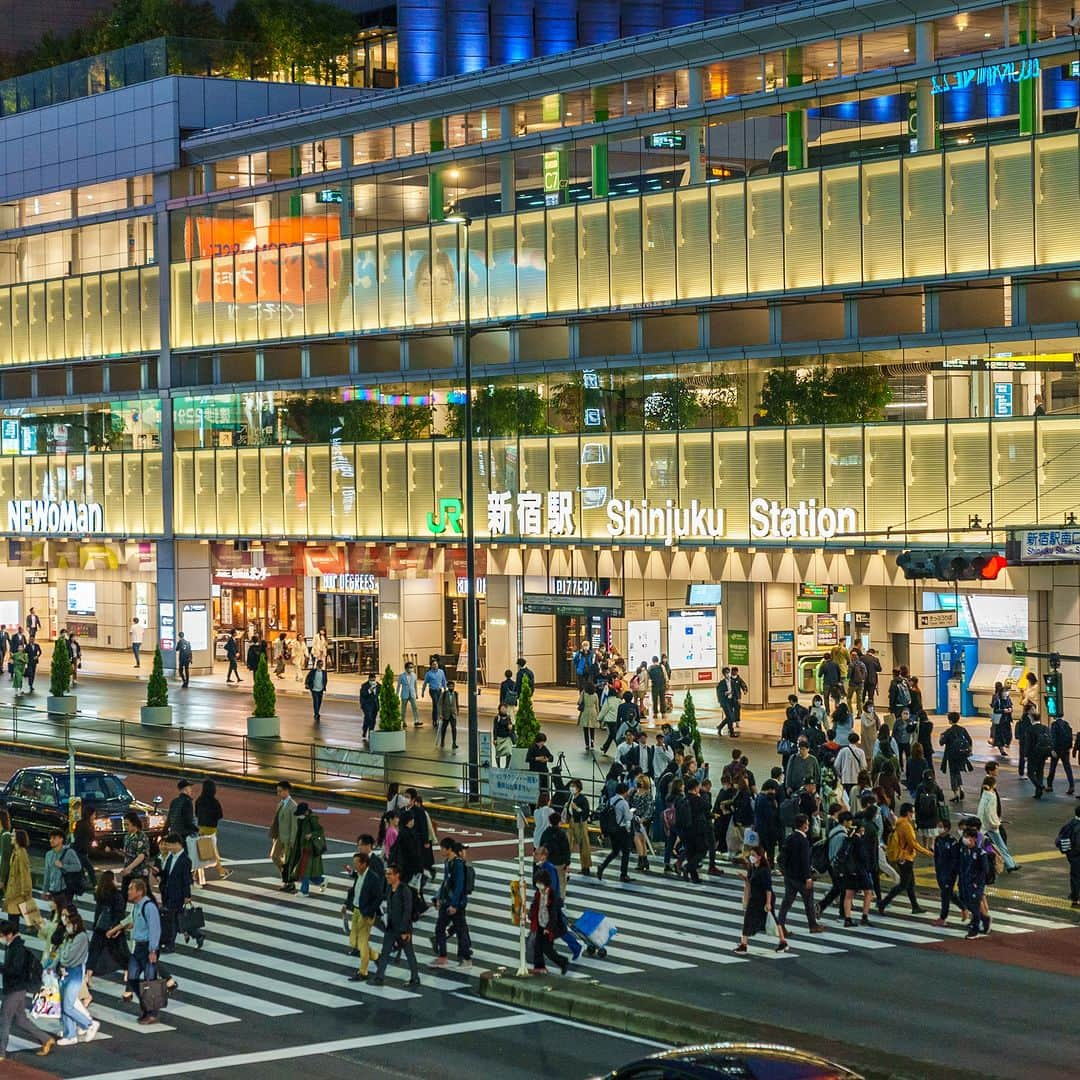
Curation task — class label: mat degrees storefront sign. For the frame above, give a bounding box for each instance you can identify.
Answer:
[6,499,104,536]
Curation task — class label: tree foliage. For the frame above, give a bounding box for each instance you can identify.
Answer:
[678,691,702,761]
[49,639,72,698]
[759,365,892,426]
[252,653,277,718]
[286,397,431,443]
[448,385,549,438]
[513,676,540,749]
[146,647,169,708]
[378,665,402,731]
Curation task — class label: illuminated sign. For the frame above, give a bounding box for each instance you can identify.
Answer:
[320,573,378,594]
[215,566,269,582]
[932,57,1040,95]
[647,131,686,150]
[427,498,465,536]
[750,499,857,541]
[315,189,344,204]
[454,576,487,597]
[552,578,600,597]
[7,500,104,535]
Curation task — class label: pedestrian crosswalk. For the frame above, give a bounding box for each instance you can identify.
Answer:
[2,858,1072,1057]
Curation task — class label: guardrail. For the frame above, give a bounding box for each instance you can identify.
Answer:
[0,703,609,813]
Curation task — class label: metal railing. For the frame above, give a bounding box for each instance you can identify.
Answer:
[0,702,608,813]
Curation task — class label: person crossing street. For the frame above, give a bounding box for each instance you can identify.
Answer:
[431,838,473,969]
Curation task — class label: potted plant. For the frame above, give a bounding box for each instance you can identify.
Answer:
[369,665,405,753]
[510,676,538,770]
[678,691,702,761]
[46,636,76,716]
[140,648,172,727]
[247,653,279,738]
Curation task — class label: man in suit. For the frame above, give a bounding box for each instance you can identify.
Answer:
[156,834,203,951]
[270,780,298,893]
[776,814,826,935]
[371,865,420,988]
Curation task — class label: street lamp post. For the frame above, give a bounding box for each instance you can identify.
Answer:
[446,207,480,802]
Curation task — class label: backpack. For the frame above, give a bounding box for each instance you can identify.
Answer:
[464,860,476,895]
[778,797,798,831]
[805,724,826,754]
[62,848,89,897]
[1032,725,1052,757]
[954,727,973,756]
[849,658,867,685]
[23,945,43,993]
[675,796,693,832]
[1055,820,1079,854]
[915,789,939,825]
[597,799,618,837]
[894,681,911,707]
[831,835,857,876]
[409,885,429,922]
[1051,719,1074,753]
[310,823,327,856]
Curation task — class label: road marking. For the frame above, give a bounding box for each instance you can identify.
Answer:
[66,1013,543,1079]
[90,977,238,1027]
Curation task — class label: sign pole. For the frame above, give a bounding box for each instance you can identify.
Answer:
[516,803,528,976]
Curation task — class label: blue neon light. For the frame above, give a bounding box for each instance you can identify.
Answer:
[932,58,1041,95]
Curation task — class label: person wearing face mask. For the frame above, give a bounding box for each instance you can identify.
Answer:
[733,845,787,954]
[931,821,965,927]
[55,907,99,1046]
[958,826,991,938]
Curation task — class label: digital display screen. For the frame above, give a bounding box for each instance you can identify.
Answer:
[686,584,722,606]
[668,611,718,670]
[67,581,96,617]
[967,594,1029,640]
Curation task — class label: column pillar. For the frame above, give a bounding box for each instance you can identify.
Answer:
[785,47,807,170]
[1018,3,1040,135]
[591,86,609,197]
[687,67,705,186]
[915,21,937,152]
[429,118,447,220]
[499,105,515,212]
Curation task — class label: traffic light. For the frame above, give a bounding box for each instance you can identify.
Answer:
[896,549,1007,581]
[1044,670,1064,719]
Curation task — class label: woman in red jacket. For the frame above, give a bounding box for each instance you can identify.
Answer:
[528,870,568,975]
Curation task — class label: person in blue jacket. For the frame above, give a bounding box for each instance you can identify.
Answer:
[431,838,472,968]
[958,826,990,938]
[931,821,964,926]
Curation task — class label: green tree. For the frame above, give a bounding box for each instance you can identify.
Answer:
[377,664,402,731]
[759,366,892,426]
[49,639,72,697]
[225,0,356,80]
[644,378,701,431]
[92,0,224,52]
[758,368,802,426]
[513,676,540,750]
[448,385,548,438]
[146,648,169,708]
[678,691,702,761]
[251,653,277,718]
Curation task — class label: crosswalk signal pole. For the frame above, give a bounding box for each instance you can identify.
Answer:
[516,804,528,976]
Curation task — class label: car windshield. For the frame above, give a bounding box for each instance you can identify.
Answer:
[55,774,131,803]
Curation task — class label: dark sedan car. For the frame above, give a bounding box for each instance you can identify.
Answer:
[0,766,167,851]
[594,1044,863,1080]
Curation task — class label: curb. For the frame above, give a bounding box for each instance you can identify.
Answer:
[476,972,991,1080]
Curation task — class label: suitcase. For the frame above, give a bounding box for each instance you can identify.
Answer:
[571,908,618,959]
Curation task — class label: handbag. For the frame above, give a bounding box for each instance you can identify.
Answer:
[31,972,61,1019]
[179,905,206,934]
[139,976,169,1013]
[196,834,218,863]
[776,738,795,756]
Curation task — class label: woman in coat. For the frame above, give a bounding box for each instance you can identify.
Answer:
[989,682,1013,757]
[629,774,655,872]
[287,804,327,896]
[733,846,787,953]
[3,829,33,929]
[976,777,1017,871]
[577,680,600,752]
[195,777,230,880]
[528,869,568,974]
[0,807,13,891]
[86,870,129,989]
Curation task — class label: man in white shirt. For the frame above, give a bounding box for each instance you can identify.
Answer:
[834,732,868,796]
[650,734,674,780]
[596,783,634,882]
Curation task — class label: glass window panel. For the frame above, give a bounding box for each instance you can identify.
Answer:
[0,289,10,365]
[580,434,611,540]
[45,280,64,360]
[260,447,284,535]
[216,450,239,536]
[824,426,864,526]
[170,263,193,350]
[0,459,13,502]
[256,249,281,342]
[101,271,121,355]
[66,454,87,503]
[121,452,144,534]
[27,282,47,363]
[10,287,27,364]
[903,155,944,279]
[283,445,307,536]
[578,203,610,310]
[87,454,107,517]
[434,441,462,512]
[822,165,861,287]
[431,224,459,326]
[488,216,516,319]
[82,275,103,357]
[991,420,1034,526]
[192,449,216,535]
[403,226,432,328]
[518,211,546,316]
[191,258,215,347]
[103,453,123,532]
[140,266,160,353]
[306,443,331,535]
[784,171,822,291]
[550,436,580,523]
[328,238,353,334]
[1034,133,1079,266]
[948,421,991,532]
[644,433,678,506]
[679,430,713,508]
[711,183,747,298]
[749,428,786,507]
[12,457,30,500]
[865,424,905,537]
[63,279,82,359]
[862,160,902,282]
[120,269,142,353]
[944,147,988,276]
[1038,419,1080,523]
[466,221,488,322]
[642,193,675,304]
[611,434,644,502]
[237,447,262,535]
[143,451,163,534]
[714,429,749,539]
[355,445,382,535]
[547,206,578,312]
[352,236,379,331]
[233,252,259,342]
[675,188,709,301]
[378,232,405,329]
[989,141,1034,271]
[382,443,407,536]
[906,423,948,535]
[173,451,195,534]
[212,254,237,345]
[303,240,330,338]
[787,427,825,507]
[609,199,642,307]
[746,177,783,294]
[517,439,546,501]
[407,442,434,536]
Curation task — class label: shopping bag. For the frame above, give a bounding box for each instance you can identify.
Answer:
[766,911,783,938]
[31,972,61,1019]
[196,835,218,864]
[179,905,206,934]
[139,977,169,1013]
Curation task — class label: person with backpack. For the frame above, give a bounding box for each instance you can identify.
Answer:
[990,681,1013,757]
[779,696,806,769]
[108,877,163,1024]
[176,631,193,688]
[976,777,1017,873]
[1027,720,1054,799]
[939,712,973,803]
[1056,805,1080,908]
[1047,714,1075,795]
[370,865,421,988]
[539,809,573,896]
[784,738,820,795]
[0,919,56,1059]
[846,649,868,715]
[834,732,867,798]
[891,709,914,770]
[42,829,85,908]
[813,806,849,919]
[819,654,842,709]
[931,820,965,926]
[914,770,946,846]
[431,838,473,970]
[287,804,327,896]
[887,668,911,721]
[958,826,991,938]
[596,782,634,883]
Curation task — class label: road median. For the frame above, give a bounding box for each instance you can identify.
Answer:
[477,971,989,1080]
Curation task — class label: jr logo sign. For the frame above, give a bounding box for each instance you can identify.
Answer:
[426,498,464,535]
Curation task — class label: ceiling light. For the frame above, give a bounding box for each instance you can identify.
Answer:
[983,32,992,38]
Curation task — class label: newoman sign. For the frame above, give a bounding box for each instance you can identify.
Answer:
[7,499,104,535]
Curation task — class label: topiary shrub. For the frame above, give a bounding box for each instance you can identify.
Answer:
[513,676,540,749]
[679,691,702,761]
[49,637,72,697]
[378,665,402,731]
[146,648,169,708]
[252,653,277,718]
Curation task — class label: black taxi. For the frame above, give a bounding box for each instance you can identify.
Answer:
[0,766,167,850]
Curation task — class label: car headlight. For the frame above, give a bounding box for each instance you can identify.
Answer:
[94,817,112,831]
[147,815,166,829]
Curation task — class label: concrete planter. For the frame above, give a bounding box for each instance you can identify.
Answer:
[509,747,529,770]
[369,729,406,754]
[247,714,280,739]
[46,694,76,716]
[140,705,173,727]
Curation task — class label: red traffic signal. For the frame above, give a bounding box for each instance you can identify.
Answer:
[979,553,1008,580]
